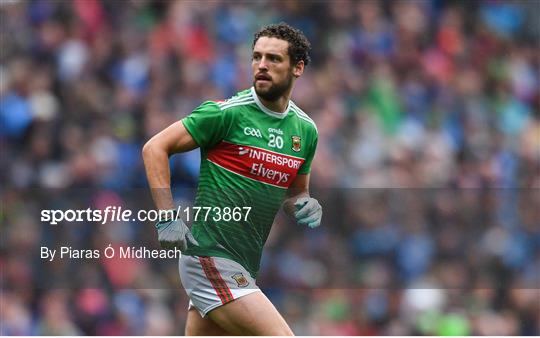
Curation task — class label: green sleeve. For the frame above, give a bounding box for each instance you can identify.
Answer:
[298,131,318,175]
[182,101,226,149]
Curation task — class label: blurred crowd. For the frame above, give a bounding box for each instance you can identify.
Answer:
[1,0,539,335]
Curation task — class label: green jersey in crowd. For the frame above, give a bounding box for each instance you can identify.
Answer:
[182,87,318,278]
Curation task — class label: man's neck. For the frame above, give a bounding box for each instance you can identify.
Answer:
[258,84,295,114]
[258,95,290,114]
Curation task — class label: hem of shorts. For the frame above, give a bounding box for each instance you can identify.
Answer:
[199,289,262,318]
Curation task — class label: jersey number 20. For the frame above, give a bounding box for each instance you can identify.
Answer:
[268,134,283,149]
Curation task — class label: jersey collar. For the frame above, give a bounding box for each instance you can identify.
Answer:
[251,87,289,119]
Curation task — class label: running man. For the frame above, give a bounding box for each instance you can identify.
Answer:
[142,23,322,335]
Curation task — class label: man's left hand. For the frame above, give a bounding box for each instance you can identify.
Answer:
[294,197,322,228]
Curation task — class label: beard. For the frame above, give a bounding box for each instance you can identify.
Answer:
[253,73,294,101]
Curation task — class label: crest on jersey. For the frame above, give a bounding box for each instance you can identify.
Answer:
[231,273,249,288]
[292,136,301,152]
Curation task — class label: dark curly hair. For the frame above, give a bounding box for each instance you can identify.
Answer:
[253,22,311,67]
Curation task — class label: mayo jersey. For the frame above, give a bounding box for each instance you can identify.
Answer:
[182,87,318,278]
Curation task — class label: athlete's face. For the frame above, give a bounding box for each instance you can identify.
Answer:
[252,37,304,101]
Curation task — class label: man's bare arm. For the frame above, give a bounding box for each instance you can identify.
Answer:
[283,174,310,217]
[142,120,198,210]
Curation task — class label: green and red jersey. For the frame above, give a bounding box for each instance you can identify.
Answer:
[182,87,318,278]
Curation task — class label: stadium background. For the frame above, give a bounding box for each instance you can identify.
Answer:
[1,0,539,335]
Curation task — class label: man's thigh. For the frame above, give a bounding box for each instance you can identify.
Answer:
[185,308,230,336]
[207,291,294,336]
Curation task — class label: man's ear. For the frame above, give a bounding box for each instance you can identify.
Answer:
[292,60,305,78]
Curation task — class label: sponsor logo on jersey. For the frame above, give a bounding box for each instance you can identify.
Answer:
[238,147,249,156]
[292,136,301,152]
[243,127,262,138]
[268,127,283,135]
[231,273,249,288]
[207,141,305,188]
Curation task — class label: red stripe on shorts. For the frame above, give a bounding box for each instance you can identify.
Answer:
[199,257,234,304]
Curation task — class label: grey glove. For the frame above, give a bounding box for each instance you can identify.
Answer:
[294,197,322,228]
[155,216,198,251]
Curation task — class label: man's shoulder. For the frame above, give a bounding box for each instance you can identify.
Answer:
[289,101,318,135]
[213,89,255,111]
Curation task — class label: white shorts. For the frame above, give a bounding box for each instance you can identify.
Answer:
[179,255,260,317]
